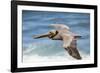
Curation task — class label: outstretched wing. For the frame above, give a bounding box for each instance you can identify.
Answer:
[68,39,82,59]
[62,34,73,48]
[50,24,70,30]
[62,34,82,60]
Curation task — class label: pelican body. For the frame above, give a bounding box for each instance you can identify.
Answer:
[33,24,82,60]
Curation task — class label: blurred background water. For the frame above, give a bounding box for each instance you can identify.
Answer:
[22,10,90,61]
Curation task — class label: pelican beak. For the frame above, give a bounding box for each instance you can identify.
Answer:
[33,33,50,39]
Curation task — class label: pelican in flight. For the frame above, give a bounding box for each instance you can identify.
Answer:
[33,24,82,60]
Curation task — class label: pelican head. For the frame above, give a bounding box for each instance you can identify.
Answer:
[48,30,58,39]
[33,30,58,39]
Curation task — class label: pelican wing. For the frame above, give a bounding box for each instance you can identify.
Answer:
[50,24,70,30]
[67,39,82,59]
[62,34,82,60]
[62,34,73,48]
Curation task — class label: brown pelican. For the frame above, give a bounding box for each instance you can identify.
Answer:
[33,24,82,60]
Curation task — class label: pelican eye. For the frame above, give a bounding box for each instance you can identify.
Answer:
[48,32,54,38]
[50,32,52,34]
[49,32,53,35]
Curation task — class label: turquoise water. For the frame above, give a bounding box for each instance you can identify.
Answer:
[22,10,90,57]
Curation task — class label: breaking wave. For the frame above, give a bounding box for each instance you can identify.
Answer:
[23,43,90,63]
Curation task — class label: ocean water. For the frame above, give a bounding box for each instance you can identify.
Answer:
[22,10,90,62]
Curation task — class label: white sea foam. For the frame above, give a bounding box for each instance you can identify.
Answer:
[20,43,93,68]
[22,43,90,63]
[23,49,90,63]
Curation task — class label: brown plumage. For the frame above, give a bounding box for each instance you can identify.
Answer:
[33,24,82,60]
